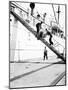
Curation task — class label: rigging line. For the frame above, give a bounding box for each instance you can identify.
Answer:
[57,5,61,24]
[54,42,60,47]
[52,4,58,24]
[53,38,65,49]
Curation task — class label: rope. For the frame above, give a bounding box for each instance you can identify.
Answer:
[52,4,58,24]
[53,38,64,49]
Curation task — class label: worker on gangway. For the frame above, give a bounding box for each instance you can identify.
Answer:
[46,29,53,45]
[36,21,43,39]
[36,21,53,45]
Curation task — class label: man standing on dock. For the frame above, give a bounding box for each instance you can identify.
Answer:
[43,47,48,60]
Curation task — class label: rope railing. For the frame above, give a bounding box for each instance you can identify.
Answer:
[10,2,51,28]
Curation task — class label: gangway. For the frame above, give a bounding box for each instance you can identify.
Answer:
[10,10,66,63]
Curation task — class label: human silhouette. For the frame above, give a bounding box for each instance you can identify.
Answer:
[36,21,43,39]
[43,47,48,60]
[46,29,53,45]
